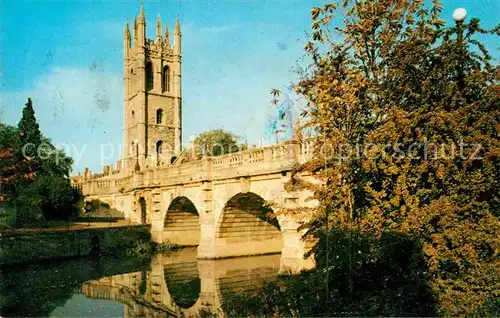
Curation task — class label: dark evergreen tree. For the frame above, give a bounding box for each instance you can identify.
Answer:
[17,98,42,161]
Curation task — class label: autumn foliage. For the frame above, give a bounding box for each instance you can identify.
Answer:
[283,0,499,315]
[0,150,36,202]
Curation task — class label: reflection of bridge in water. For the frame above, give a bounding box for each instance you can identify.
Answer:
[75,249,281,317]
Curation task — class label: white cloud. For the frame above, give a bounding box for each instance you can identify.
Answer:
[1,67,123,173]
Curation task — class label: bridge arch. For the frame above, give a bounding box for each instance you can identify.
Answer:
[215,192,284,257]
[163,196,201,246]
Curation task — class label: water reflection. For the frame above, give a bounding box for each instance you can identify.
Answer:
[0,248,281,317]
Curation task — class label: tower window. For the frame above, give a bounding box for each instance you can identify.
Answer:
[156,140,163,155]
[132,110,135,121]
[146,62,154,91]
[156,109,163,124]
[162,65,171,92]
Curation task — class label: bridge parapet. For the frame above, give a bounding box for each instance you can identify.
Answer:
[74,137,318,196]
[299,137,316,163]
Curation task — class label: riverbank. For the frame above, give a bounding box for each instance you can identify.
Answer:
[0,218,137,232]
[0,224,151,266]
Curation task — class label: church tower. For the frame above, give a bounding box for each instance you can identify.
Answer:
[123,6,182,171]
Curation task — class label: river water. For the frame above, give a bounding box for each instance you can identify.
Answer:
[0,248,281,317]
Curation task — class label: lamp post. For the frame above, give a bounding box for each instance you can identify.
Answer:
[453,8,467,41]
[453,8,467,94]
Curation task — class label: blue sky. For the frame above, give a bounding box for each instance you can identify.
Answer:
[1,0,498,173]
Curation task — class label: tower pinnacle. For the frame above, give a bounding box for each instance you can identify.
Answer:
[156,14,162,40]
[164,25,170,46]
[124,22,131,38]
[174,16,181,35]
[133,17,137,41]
[139,4,145,23]
[136,5,146,46]
[174,17,181,55]
[124,21,131,56]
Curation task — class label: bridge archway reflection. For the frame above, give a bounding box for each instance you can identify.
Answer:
[164,259,201,308]
[163,196,200,246]
[75,249,281,317]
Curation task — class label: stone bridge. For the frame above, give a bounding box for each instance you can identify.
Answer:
[74,137,317,271]
[75,249,282,317]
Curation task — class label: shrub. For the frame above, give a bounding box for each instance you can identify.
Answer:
[15,173,82,222]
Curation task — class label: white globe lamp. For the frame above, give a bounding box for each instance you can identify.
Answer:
[453,8,467,22]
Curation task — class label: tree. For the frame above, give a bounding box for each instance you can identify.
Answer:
[17,98,42,161]
[0,99,82,226]
[288,0,499,315]
[194,129,245,157]
[16,173,81,221]
[38,136,73,178]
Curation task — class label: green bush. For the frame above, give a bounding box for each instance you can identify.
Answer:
[15,173,82,222]
[14,193,45,228]
[0,204,17,229]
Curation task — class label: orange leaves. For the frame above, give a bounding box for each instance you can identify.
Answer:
[423,243,439,271]
[430,19,446,27]
[310,4,337,44]
[310,7,321,21]
[292,0,498,314]
[0,150,12,158]
[0,144,37,202]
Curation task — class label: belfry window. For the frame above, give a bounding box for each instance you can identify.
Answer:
[156,140,163,156]
[146,62,154,91]
[162,65,171,92]
[156,109,163,124]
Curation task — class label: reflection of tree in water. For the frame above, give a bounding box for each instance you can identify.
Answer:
[0,268,81,317]
[0,256,150,317]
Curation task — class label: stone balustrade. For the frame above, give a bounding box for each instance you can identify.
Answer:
[300,137,316,163]
[74,137,318,196]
